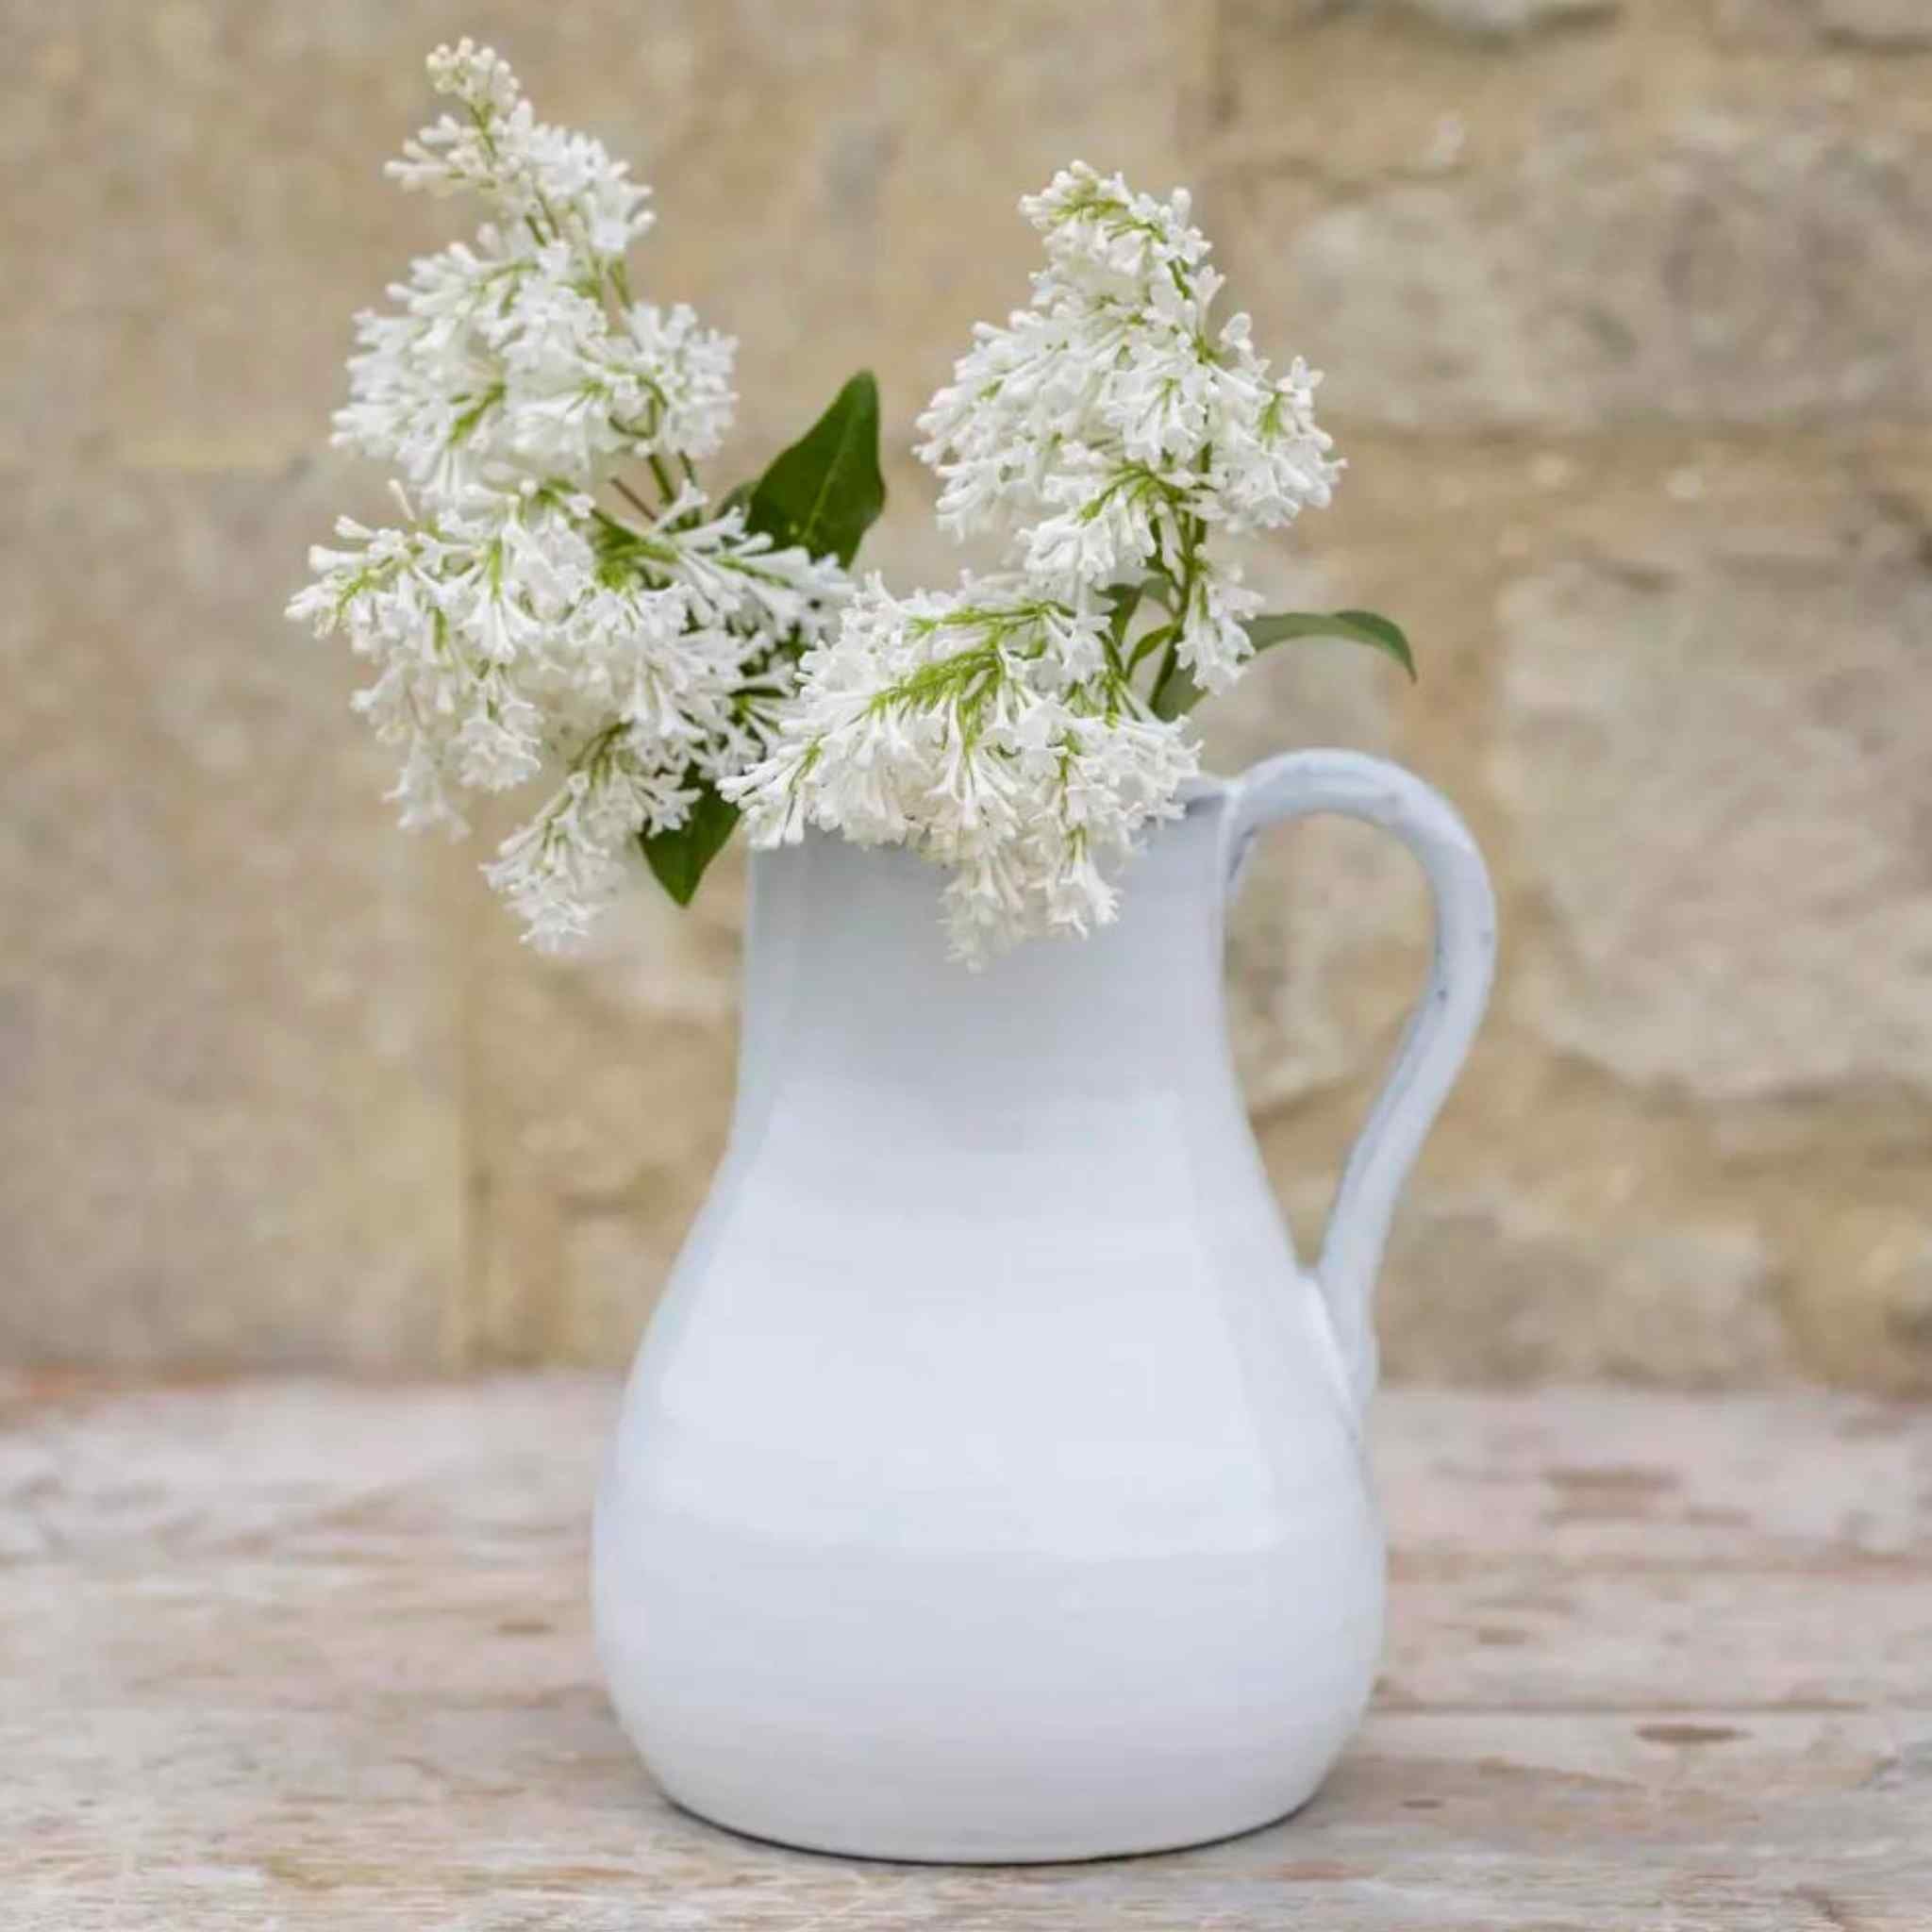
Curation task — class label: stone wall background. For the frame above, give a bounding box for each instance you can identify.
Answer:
[4,0,1929,1387]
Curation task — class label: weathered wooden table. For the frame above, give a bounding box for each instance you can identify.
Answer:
[2,1379,1925,1929]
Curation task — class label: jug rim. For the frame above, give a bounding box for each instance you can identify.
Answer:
[1176,773,1235,810]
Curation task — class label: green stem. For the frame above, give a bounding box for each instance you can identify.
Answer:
[610,475,658,522]
[1149,639,1181,713]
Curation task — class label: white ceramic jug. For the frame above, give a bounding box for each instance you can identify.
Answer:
[593,751,1496,1862]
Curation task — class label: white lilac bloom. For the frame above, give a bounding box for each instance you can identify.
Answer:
[290,42,847,947]
[291,476,843,946]
[916,162,1341,694]
[724,575,1200,963]
[732,163,1341,960]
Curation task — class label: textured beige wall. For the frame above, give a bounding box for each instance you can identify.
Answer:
[4,0,1929,1386]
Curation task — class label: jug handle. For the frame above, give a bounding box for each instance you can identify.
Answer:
[1223,750,1497,1417]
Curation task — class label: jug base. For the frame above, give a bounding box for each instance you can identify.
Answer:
[650,1768,1332,1866]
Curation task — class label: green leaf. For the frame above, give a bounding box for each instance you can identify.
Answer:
[1149,656,1205,722]
[744,371,886,567]
[1149,608,1417,721]
[640,776,740,908]
[1242,608,1418,681]
[1103,579,1143,645]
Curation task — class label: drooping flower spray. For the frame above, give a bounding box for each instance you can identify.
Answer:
[727,165,1411,962]
[290,42,879,947]
[296,74,1407,963]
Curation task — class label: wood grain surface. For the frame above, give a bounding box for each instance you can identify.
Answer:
[2,1378,1926,1928]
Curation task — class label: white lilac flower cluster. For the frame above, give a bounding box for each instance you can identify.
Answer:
[727,164,1341,962]
[728,583,1202,958]
[289,42,844,948]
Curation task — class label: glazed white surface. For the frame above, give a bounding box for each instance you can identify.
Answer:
[593,754,1495,1861]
